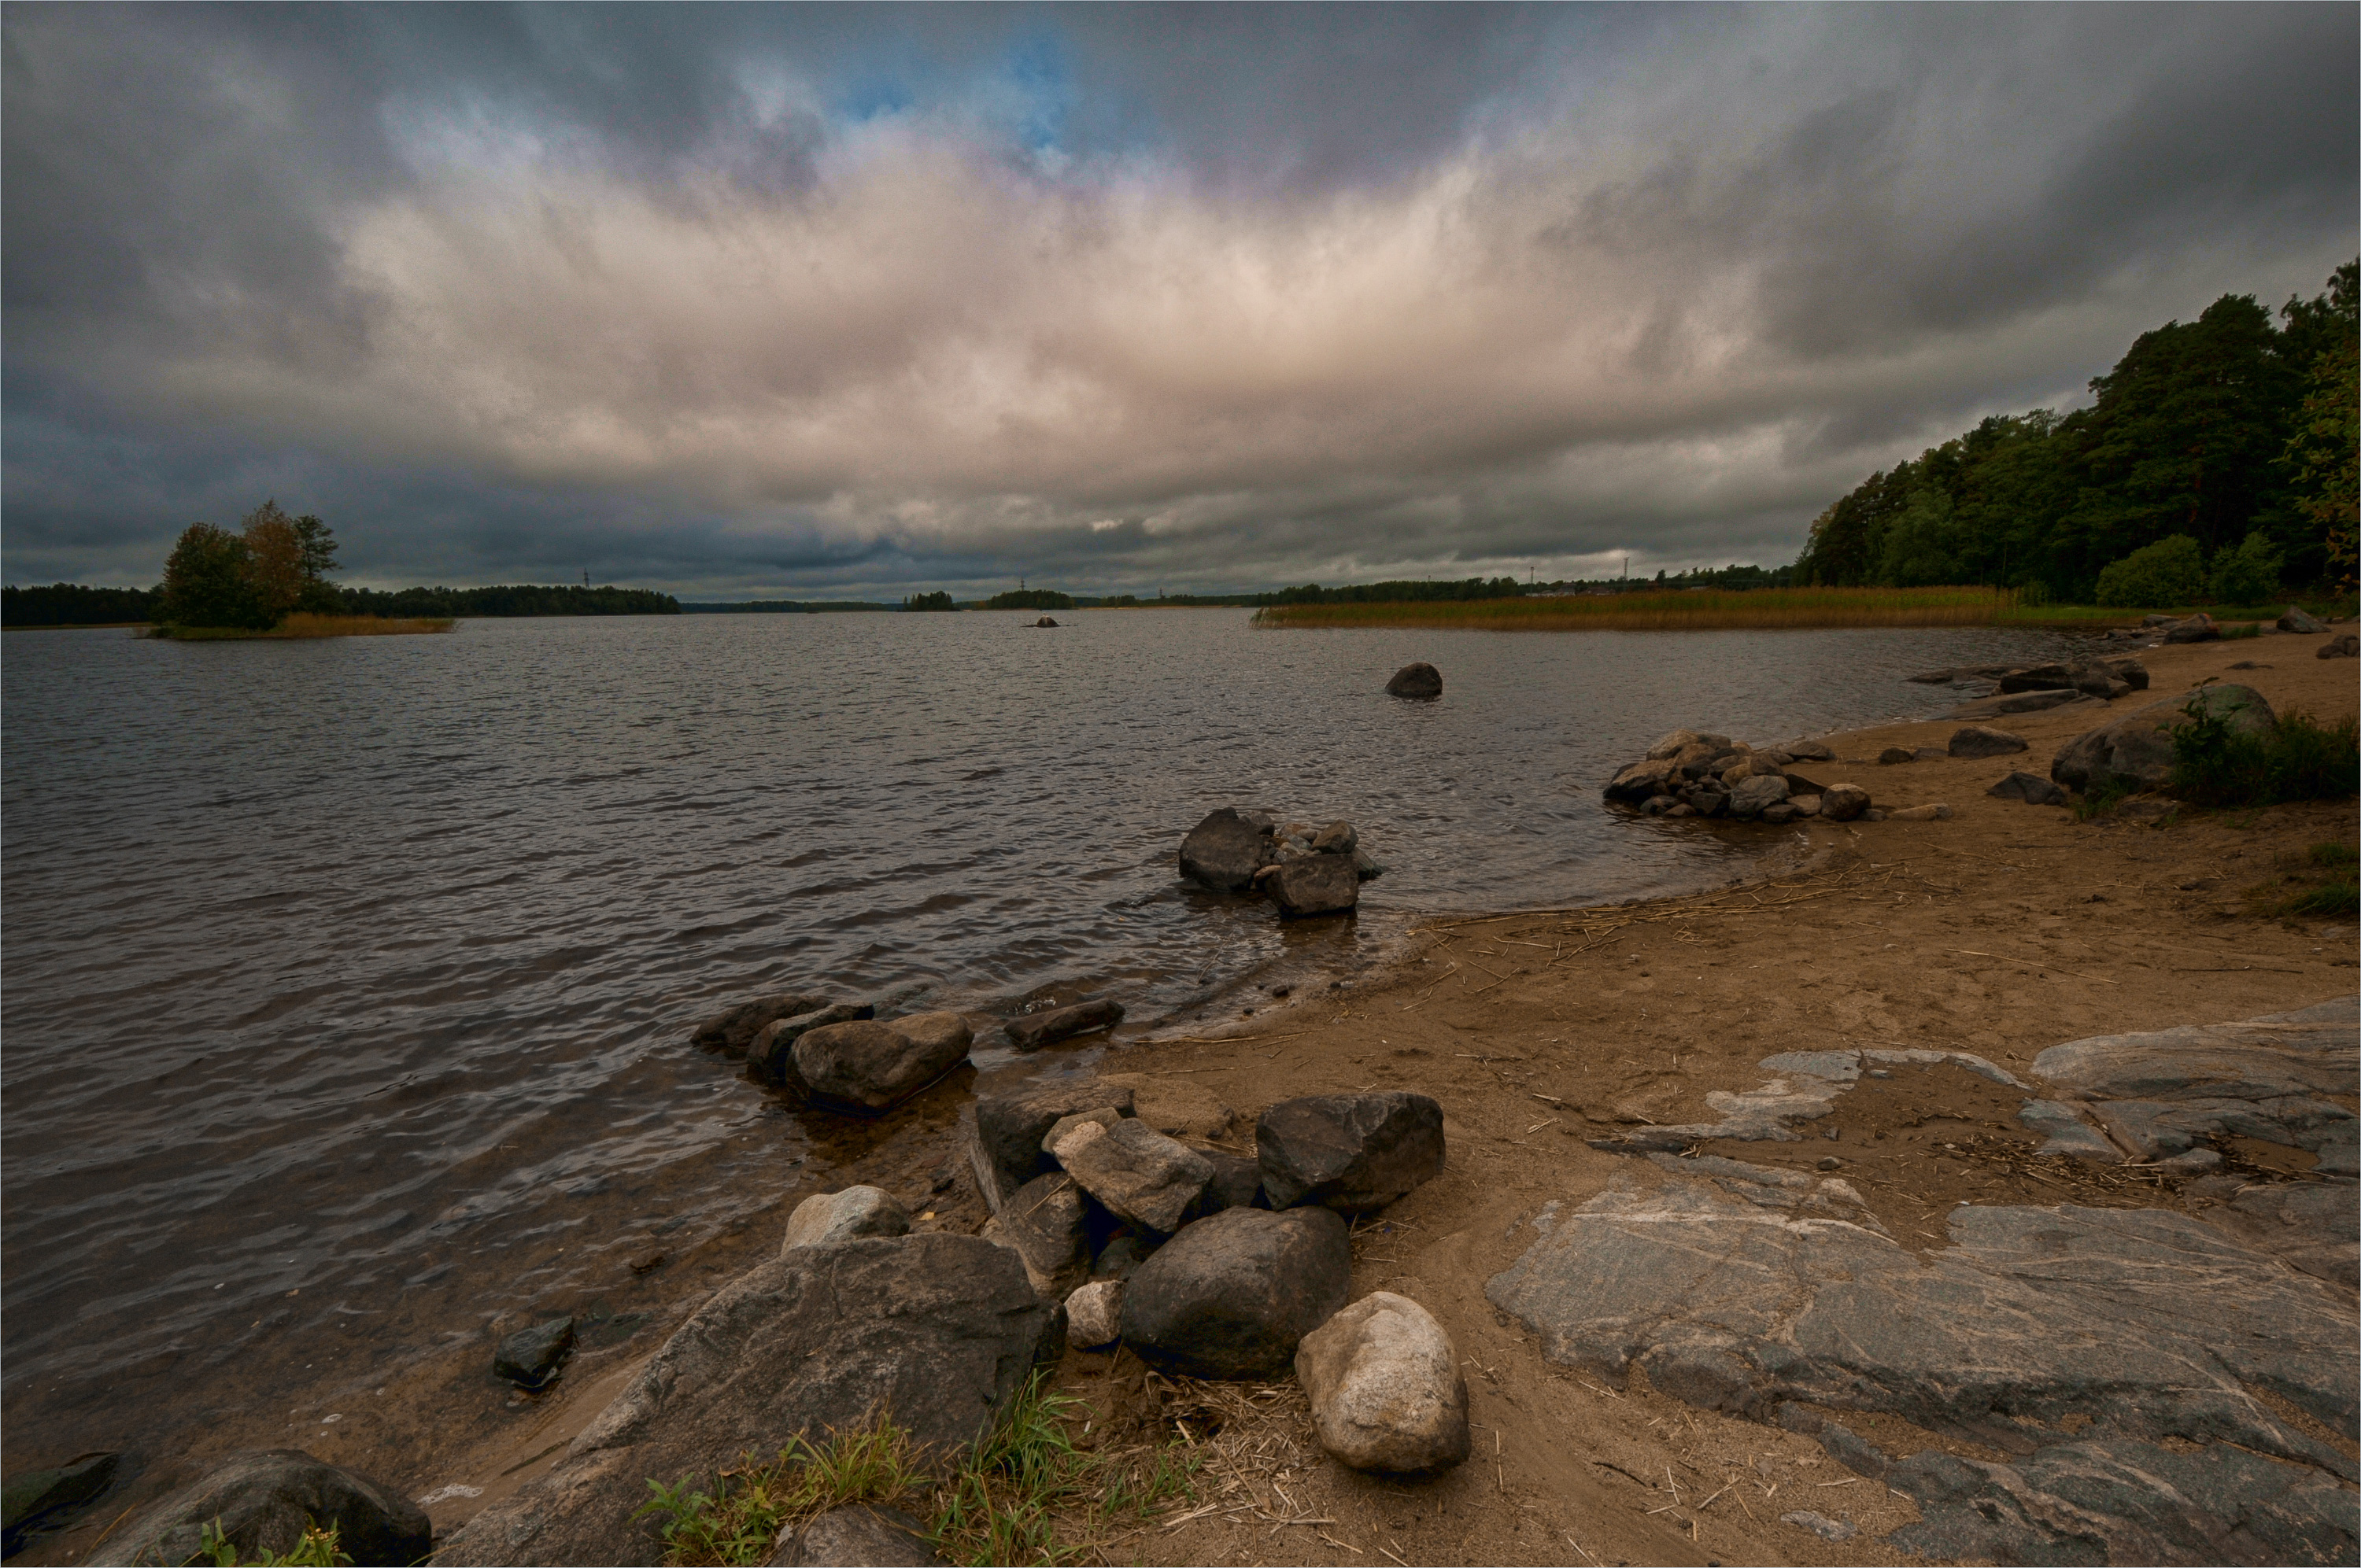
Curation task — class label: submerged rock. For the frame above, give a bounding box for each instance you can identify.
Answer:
[1004,998,1125,1052]
[1385,662,1442,699]
[1296,1292,1470,1474]
[2,1452,116,1554]
[1258,1093,1445,1213]
[694,994,825,1058]
[1120,1207,1351,1379]
[115,1452,431,1568]
[781,1187,911,1252]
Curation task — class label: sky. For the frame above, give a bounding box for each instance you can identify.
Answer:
[4,4,2355,598]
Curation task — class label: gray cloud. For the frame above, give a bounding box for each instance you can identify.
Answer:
[4,3,2352,596]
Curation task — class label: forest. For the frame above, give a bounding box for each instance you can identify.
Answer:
[1794,261,2358,602]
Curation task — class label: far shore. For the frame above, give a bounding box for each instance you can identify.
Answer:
[145,613,455,640]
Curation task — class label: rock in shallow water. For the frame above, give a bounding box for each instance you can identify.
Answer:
[1295,1292,1469,1474]
[748,1002,875,1084]
[116,1451,431,1568]
[1257,1093,1445,1214]
[1265,854,1360,917]
[793,1017,970,1115]
[782,1187,910,1252]
[1120,1207,1350,1378]
[694,994,825,1057]
[1178,808,1270,892]
[1004,998,1125,1052]
[2,1452,116,1554]
[494,1315,577,1389]
[1384,662,1442,699]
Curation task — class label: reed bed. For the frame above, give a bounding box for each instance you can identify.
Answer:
[1252,586,2019,632]
[156,613,454,640]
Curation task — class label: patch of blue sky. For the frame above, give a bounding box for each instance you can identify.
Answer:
[1002,31,1071,155]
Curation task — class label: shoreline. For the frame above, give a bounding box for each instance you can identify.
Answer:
[9,622,2353,1566]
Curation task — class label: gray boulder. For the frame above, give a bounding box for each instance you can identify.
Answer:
[793,1018,970,1116]
[1310,821,1358,855]
[2278,606,2326,633]
[749,1002,876,1085]
[1987,770,2067,806]
[1385,662,1442,699]
[1725,775,1790,821]
[1120,1207,1351,1378]
[1603,758,1679,803]
[2163,614,2221,643]
[695,993,824,1058]
[2321,632,2359,659]
[494,1315,577,1389]
[1295,1292,1469,1474]
[1948,725,2027,758]
[113,1452,430,1568]
[1257,1093,1445,1214]
[1195,1150,1266,1216]
[1003,998,1124,1052]
[1178,807,1272,892]
[2050,684,2274,795]
[1050,1119,1211,1235]
[981,1174,1090,1299]
[1064,1280,1123,1348]
[782,1187,910,1252]
[1267,855,1360,917]
[1646,728,1719,758]
[1816,783,1871,822]
[445,1235,1060,1566]
[769,1505,943,1566]
[962,1083,1135,1213]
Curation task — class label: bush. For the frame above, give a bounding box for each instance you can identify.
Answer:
[2094,535,2205,607]
[2207,530,2285,604]
[2169,697,2360,809]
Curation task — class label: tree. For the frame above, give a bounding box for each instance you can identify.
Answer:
[292,513,343,611]
[242,500,306,622]
[2280,262,2358,592]
[2093,535,2204,608]
[159,523,271,629]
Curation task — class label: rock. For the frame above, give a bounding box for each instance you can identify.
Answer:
[1780,1511,1856,1542]
[1947,725,2027,758]
[1997,662,2081,692]
[1352,847,1385,880]
[1040,1108,1125,1152]
[1266,855,1360,918]
[2190,1179,2359,1290]
[2,1453,116,1554]
[1603,758,1679,804]
[1257,1093,1445,1214]
[1725,775,1790,821]
[695,994,824,1058]
[1095,1074,1236,1142]
[1092,1234,1151,1282]
[2050,684,2275,795]
[1119,1207,1351,1378]
[1064,1281,1123,1348]
[1680,785,1727,818]
[1004,998,1125,1052]
[1816,783,1870,822]
[2321,633,2359,659]
[793,1018,970,1116]
[1385,662,1442,699]
[1310,821,1358,855]
[115,1452,431,1568]
[2163,613,2220,644]
[1033,615,1059,628]
[1782,739,1834,762]
[1987,770,2066,806]
[2103,656,2151,689]
[1178,808,1272,892]
[1485,1158,2358,1481]
[770,1505,943,1567]
[2016,1100,2121,1163]
[749,1002,878,1085]
[1639,794,1679,816]
[445,1235,1060,1566]
[1760,802,1802,825]
[1886,803,1950,821]
[981,1174,1090,1298]
[1295,1292,1470,1473]
[1664,803,1696,817]
[1786,794,1821,817]
[1646,729,1729,759]
[2278,606,2326,633]
[1946,688,2094,719]
[963,1083,1136,1214]
[1861,807,1889,821]
[1050,1119,1213,1236]
[782,1187,910,1252]
[1911,745,1949,761]
[494,1315,578,1389]
[1877,747,1915,765]
[1717,751,1784,784]
[1195,1150,1266,1216]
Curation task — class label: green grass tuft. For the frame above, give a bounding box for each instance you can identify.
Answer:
[194,1518,350,1566]
[2168,703,2360,810]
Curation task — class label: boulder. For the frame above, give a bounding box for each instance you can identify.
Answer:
[1680,784,1728,818]
[1997,662,2079,693]
[1782,739,1834,762]
[2163,614,2220,644]
[1352,847,1385,880]
[1267,855,1360,918]
[1295,1292,1470,1474]
[1178,808,1272,892]
[1948,688,2092,718]
[1385,662,1442,699]
[1816,784,1871,822]
[749,1002,877,1085]
[1760,802,1802,825]
[2278,606,2326,634]
[2321,633,2359,659]
[494,1315,577,1389]
[1987,771,2067,806]
[694,994,825,1058]
[782,1187,910,1252]
[1877,747,1915,765]
[1787,794,1822,817]
[2050,684,2276,795]
[1257,1093,1445,1214]
[793,1019,970,1116]
[1064,1281,1123,1349]
[981,1174,1090,1299]
[1646,729,1729,759]
[962,1083,1135,1214]
[1091,1234,1152,1282]
[1725,775,1790,821]
[1040,1108,1124,1151]
[445,1236,1060,1566]
[770,1505,942,1566]
[1004,998,1125,1052]
[114,1452,430,1568]
[1119,1207,1352,1378]
[1051,1120,1211,1235]
[1603,758,1679,804]
[1639,795,1679,817]
[1033,616,1059,628]
[1310,821,1358,855]
[2100,656,2150,689]
[1947,726,2027,759]
[1195,1150,1267,1216]
[2,1452,116,1555]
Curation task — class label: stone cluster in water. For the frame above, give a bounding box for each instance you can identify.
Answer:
[1177,807,1382,917]
[1604,729,1869,824]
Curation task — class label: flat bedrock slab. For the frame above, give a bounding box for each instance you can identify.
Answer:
[1120,1207,1350,1379]
[1587,1046,2024,1152]
[1295,1292,1470,1474]
[1257,1093,1445,1214]
[445,1235,1060,1566]
[1485,1159,2358,1481]
[1004,998,1125,1052]
[111,1451,430,1568]
[782,1187,911,1252]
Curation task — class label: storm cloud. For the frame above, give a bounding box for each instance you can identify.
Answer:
[4,3,2353,595]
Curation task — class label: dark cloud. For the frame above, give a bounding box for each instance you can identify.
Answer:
[3,3,2352,596]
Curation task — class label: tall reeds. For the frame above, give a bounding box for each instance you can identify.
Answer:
[1251,585,2021,632]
